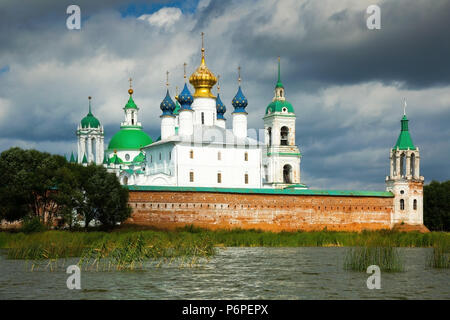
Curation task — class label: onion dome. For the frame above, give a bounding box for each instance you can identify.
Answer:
[232,86,248,113]
[178,83,194,110]
[160,89,176,116]
[216,93,226,119]
[189,33,217,98]
[81,97,101,128]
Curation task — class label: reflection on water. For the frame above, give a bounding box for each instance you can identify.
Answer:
[0,247,448,299]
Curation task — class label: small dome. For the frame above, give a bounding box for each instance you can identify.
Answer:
[160,90,176,116]
[81,97,101,128]
[216,93,226,119]
[232,86,248,113]
[177,83,194,110]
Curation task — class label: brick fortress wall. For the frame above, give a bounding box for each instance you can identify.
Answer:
[126,191,394,232]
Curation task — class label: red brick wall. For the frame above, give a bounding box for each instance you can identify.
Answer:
[126,191,394,232]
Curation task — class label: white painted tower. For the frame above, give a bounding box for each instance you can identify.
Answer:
[77,96,104,165]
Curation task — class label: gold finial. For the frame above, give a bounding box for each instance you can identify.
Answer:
[128,77,133,95]
[217,75,220,93]
[88,96,92,100]
[238,66,241,86]
[166,71,169,88]
[175,85,179,100]
[183,62,187,81]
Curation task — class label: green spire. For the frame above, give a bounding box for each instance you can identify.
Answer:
[82,153,88,164]
[70,152,76,163]
[393,114,416,150]
[276,56,284,89]
[124,95,138,110]
[102,153,107,165]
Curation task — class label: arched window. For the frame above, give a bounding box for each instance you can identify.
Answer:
[413,199,417,210]
[244,173,249,184]
[280,126,289,145]
[217,172,222,183]
[411,153,416,177]
[283,164,292,184]
[400,153,406,177]
[201,112,205,125]
[264,165,268,182]
[190,150,194,159]
[189,171,194,182]
[218,152,221,160]
[169,151,171,160]
[131,111,135,125]
[244,152,248,161]
[400,199,405,210]
[268,127,272,146]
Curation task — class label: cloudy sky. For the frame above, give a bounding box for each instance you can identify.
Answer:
[0,0,449,190]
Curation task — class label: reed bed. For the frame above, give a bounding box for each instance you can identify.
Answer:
[344,246,405,272]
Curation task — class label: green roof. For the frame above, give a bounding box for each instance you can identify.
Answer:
[393,115,416,150]
[69,152,76,163]
[132,151,146,163]
[126,185,394,198]
[266,100,294,115]
[173,101,181,115]
[82,154,87,164]
[109,153,123,164]
[108,128,153,151]
[124,95,138,110]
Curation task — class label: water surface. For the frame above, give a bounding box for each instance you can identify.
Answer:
[0,247,448,299]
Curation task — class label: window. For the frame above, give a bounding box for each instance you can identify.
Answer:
[217,173,222,183]
[268,127,272,146]
[218,152,221,160]
[169,151,171,160]
[159,152,161,160]
[280,126,289,145]
[125,154,130,161]
[400,199,405,210]
[201,112,205,125]
[244,173,248,184]
[189,171,194,182]
[244,152,248,161]
[283,164,292,184]
[150,155,152,163]
[190,150,194,159]
[413,199,417,210]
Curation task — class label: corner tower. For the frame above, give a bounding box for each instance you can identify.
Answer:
[386,101,424,226]
[262,57,302,188]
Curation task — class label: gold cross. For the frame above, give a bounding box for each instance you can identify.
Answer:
[238,66,241,85]
[201,32,204,48]
[129,77,132,89]
[183,62,187,80]
[166,71,169,88]
[217,74,221,93]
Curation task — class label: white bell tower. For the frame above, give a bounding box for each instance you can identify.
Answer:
[77,96,104,165]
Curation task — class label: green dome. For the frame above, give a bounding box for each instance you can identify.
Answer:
[81,113,101,128]
[265,100,294,115]
[108,128,153,151]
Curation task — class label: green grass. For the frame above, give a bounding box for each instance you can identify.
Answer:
[344,246,404,272]
[427,241,450,269]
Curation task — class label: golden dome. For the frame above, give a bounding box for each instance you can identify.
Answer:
[189,44,217,98]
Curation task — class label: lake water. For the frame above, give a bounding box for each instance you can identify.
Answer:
[0,247,448,299]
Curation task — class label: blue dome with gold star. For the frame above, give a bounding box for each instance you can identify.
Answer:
[232,86,248,113]
[178,83,193,110]
[160,90,176,116]
[216,93,226,119]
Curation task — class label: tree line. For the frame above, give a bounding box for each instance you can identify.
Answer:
[423,180,450,231]
[0,147,131,230]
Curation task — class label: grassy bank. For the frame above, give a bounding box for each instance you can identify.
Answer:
[1,227,449,256]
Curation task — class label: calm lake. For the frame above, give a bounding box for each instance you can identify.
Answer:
[0,247,448,299]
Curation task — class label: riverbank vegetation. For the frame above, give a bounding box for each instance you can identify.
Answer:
[344,246,404,272]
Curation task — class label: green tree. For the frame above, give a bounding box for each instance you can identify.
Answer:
[424,180,450,231]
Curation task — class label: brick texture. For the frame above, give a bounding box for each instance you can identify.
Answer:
[126,191,394,232]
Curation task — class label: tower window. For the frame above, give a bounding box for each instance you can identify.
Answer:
[218,152,221,160]
[244,152,248,161]
[201,112,205,125]
[190,150,194,159]
[413,199,417,210]
[244,173,249,184]
[400,199,405,210]
[159,152,161,160]
[280,126,289,146]
[217,173,222,183]
[283,164,292,184]
[268,127,272,146]
[189,171,194,182]
[169,151,171,160]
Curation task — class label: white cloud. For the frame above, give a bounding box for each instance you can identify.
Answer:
[138,7,182,29]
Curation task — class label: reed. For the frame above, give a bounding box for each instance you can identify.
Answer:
[427,241,450,269]
[344,246,405,272]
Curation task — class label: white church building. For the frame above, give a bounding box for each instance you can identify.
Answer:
[74,40,304,190]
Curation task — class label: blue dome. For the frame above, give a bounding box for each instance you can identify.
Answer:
[216,93,226,119]
[177,83,193,110]
[160,90,176,116]
[232,86,248,113]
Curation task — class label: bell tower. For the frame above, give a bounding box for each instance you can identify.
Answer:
[386,100,424,226]
[262,57,302,188]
